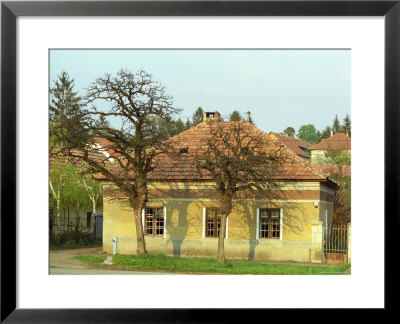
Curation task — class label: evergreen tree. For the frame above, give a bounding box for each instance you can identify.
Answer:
[318,126,333,141]
[184,118,192,130]
[343,114,351,137]
[332,115,341,134]
[49,72,87,148]
[229,110,242,121]
[332,114,346,134]
[192,107,204,125]
[173,118,185,136]
[50,71,82,121]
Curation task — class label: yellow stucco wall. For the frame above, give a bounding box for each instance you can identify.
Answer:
[102,181,332,262]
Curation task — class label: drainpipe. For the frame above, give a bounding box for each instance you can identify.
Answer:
[112,236,118,255]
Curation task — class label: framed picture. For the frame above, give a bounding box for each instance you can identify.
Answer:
[1,0,398,321]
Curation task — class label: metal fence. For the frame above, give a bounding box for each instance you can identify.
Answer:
[323,224,348,254]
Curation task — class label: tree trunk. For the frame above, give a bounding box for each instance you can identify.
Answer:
[134,207,147,254]
[75,200,80,243]
[217,193,233,262]
[55,199,61,243]
[217,214,227,262]
[92,198,97,214]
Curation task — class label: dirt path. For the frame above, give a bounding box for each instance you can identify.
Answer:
[50,247,107,270]
[49,247,179,275]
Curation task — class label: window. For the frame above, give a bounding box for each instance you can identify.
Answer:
[205,208,221,238]
[145,207,164,236]
[259,208,280,239]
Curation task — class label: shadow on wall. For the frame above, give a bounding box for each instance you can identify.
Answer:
[149,185,314,260]
[236,189,309,261]
[165,200,190,257]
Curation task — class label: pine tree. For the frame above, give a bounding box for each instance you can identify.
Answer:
[319,126,333,141]
[50,71,82,121]
[49,72,86,147]
[192,107,204,125]
[229,110,242,121]
[332,114,345,134]
[343,114,351,137]
[173,118,185,135]
[184,118,192,130]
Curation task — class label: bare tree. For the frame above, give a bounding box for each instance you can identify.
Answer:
[195,121,284,262]
[52,69,180,254]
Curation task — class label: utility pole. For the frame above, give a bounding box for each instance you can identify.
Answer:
[246,111,251,122]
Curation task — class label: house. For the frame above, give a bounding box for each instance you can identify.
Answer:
[269,132,312,162]
[310,133,351,164]
[100,112,338,263]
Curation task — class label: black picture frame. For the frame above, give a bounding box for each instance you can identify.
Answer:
[1,0,398,322]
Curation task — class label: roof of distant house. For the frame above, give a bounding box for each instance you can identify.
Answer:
[311,133,351,150]
[270,133,311,159]
[91,137,123,159]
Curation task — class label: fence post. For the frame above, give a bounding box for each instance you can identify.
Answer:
[311,221,323,264]
[347,223,351,264]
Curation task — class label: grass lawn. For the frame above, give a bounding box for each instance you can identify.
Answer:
[113,253,351,275]
[73,255,106,265]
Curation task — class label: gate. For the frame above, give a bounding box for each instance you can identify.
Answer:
[323,224,348,264]
[93,212,103,241]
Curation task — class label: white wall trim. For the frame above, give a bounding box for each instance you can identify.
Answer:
[163,206,167,239]
[226,216,229,240]
[256,208,260,240]
[141,208,145,234]
[202,207,206,239]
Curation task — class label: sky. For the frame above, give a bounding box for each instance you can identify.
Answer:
[49,49,351,134]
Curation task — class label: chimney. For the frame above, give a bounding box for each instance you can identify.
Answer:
[247,111,251,122]
[203,111,220,123]
[330,130,333,137]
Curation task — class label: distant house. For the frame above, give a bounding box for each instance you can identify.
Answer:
[310,133,351,164]
[270,133,312,162]
[91,137,123,163]
[98,112,338,263]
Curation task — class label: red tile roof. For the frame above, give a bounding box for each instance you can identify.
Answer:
[94,121,335,186]
[311,133,351,150]
[270,133,311,159]
[86,122,345,192]
[91,137,123,159]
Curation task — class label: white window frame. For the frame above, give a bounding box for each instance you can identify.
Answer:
[202,207,206,238]
[163,206,167,239]
[256,207,283,240]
